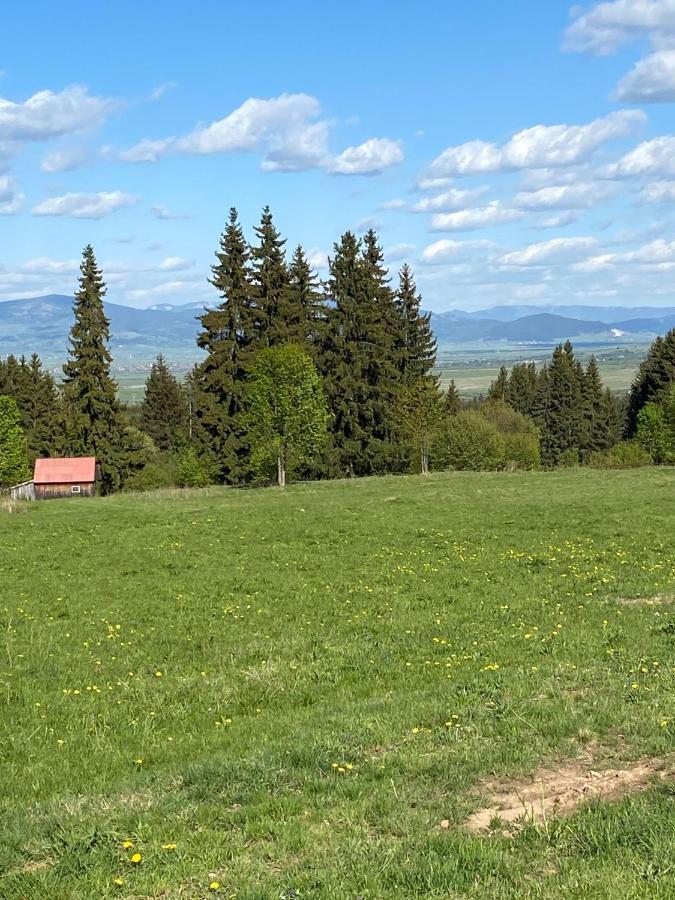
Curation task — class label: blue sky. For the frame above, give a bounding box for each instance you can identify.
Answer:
[2,0,675,311]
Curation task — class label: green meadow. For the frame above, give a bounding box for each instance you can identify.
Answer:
[1,469,674,898]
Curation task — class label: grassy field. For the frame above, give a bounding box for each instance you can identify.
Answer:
[1,469,674,898]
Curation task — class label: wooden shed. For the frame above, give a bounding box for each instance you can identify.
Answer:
[33,457,97,500]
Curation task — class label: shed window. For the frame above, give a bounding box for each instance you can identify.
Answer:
[71,485,81,494]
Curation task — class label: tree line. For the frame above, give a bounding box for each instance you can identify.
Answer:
[1,206,674,492]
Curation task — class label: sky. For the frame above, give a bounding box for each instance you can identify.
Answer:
[2,0,675,312]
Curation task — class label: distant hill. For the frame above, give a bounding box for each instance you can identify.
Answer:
[1,294,674,360]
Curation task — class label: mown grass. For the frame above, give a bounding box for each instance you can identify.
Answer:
[1,469,674,899]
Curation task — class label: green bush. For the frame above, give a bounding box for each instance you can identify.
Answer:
[124,454,179,492]
[586,441,652,469]
[177,447,212,488]
[480,401,540,470]
[636,385,675,465]
[433,410,505,471]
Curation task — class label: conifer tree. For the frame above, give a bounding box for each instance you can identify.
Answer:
[0,395,29,487]
[581,356,612,453]
[250,206,291,346]
[62,246,125,492]
[193,208,256,483]
[487,366,509,403]
[507,362,538,417]
[321,231,385,477]
[23,354,64,460]
[287,245,326,349]
[395,263,437,383]
[140,354,187,450]
[625,328,675,436]
[536,342,584,466]
[445,379,461,415]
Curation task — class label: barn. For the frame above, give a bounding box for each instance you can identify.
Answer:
[32,457,98,500]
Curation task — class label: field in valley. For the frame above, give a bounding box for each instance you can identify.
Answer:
[1,469,674,898]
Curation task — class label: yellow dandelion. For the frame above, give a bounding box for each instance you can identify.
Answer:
[209,882,220,891]
[121,840,134,849]
[114,876,125,885]
[162,843,177,851]
[130,852,142,864]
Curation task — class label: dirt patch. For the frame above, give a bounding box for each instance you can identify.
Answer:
[616,594,674,607]
[11,857,54,875]
[465,755,673,834]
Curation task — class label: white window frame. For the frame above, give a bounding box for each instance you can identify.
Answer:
[71,485,81,495]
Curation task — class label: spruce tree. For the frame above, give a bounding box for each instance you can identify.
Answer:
[625,328,675,436]
[581,356,612,453]
[287,245,326,349]
[193,208,256,483]
[536,342,585,466]
[250,206,291,346]
[22,354,64,460]
[0,395,29,486]
[395,263,437,383]
[140,354,187,451]
[62,246,125,492]
[321,231,383,477]
[507,362,538,417]
[445,379,461,415]
[487,366,509,403]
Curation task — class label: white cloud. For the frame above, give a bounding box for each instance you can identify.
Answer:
[414,175,454,191]
[329,137,404,175]
[32,191,138,219]
[431,201,523,231]
[0,85,117,142]
[428,110,645,176]
[639,179,675,203]
[306,249,329,270]
[617,49,675,101]
[158,256,194,271]
[126,279,206,300]
[118,93,402,176]
[498,237,599,267]
[151,204,189,220]
[379,198,407,210]
[535,211,579,229]
[411,186,488,213]
[0,174,23,214]
[384,242,416,262]
[41,146,90,173]
[564,0,675,55]
[21,257,79,274]
[514,181,620,209]
[421,238,496,263]
[609,136,675,176]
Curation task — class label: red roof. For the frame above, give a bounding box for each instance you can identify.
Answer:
[33,457,97,484]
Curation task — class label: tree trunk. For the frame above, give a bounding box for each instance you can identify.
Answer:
[421,441,429,476]
[277,452,286,487]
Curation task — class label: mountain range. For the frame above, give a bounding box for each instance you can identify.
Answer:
[1,295,674,360]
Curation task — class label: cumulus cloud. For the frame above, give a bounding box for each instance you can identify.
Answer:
[430,201,523,231]
[535,211,579,230]
[421,238,496,263]
[411,186,489,213]
[0,84,117,142]
[0,174,24,214]
[328,137,404,175]
[428,110,645,177]
[514,181,620,210]
[157,256,194,271]
[609,136,675,176]
[32,190,138,219]
[306,249,329,271]
[498,237,599,267]
[151,204,189,220]
[639,179,675,203]
[617,49,675,101]
[384,242,416,262]
[414,175,454,191]
[117,93,402,175]
[564,0,675,56]
[41,146,90,173]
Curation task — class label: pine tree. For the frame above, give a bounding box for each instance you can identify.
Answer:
[445,379,461,415]
[192,208,256,483]
[287,245,327,349]
[625,328,675,436]
[487,366,509,403]
[62,246,125,493]
[536,342,585,466]
[581,356,612,453]
[507,362,538,417]
[22,354,64,460]
[250,206,291,346]
[140,354,187,450]
[395,263,436,383]
[0,395,29,486]
[321,231,384,477]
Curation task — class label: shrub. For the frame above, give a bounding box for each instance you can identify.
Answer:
[636,385,675,465]
[177,447,212,488]
[124,454,179,492]
[480,400,540,470]
[433,410,505,471]
[586,441,652,469]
